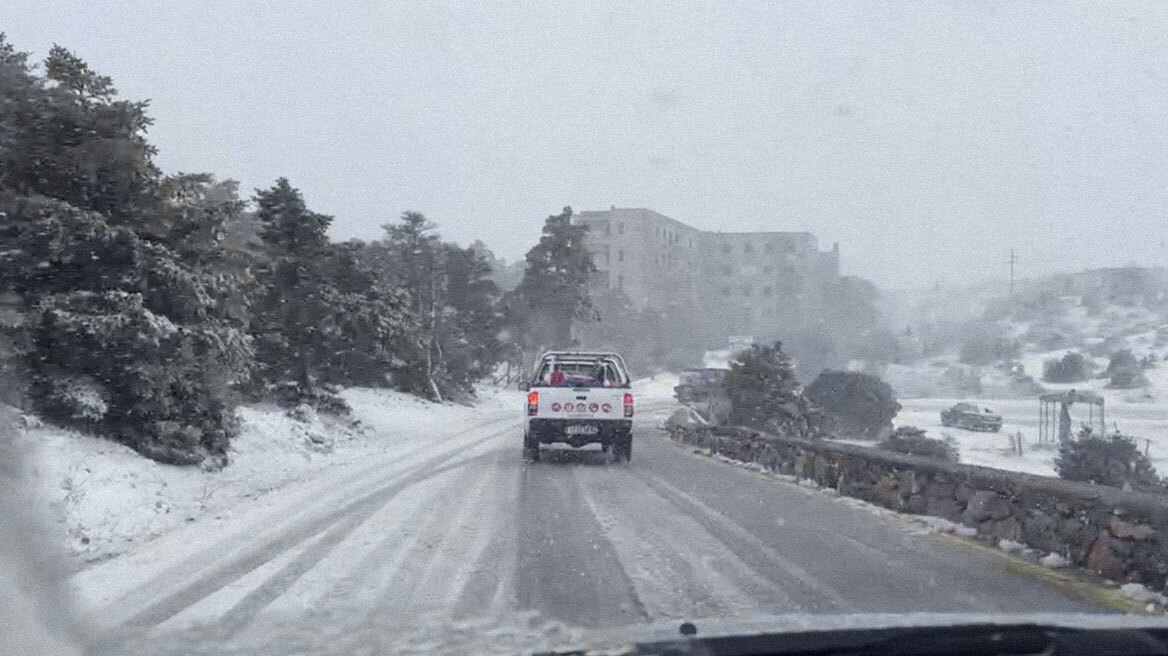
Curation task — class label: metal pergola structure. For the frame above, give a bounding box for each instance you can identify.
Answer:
[1038,390,1105,445]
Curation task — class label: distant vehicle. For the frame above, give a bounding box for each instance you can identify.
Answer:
[674,368,727,404]
[940,402,1003,432]
[522,351,633,463]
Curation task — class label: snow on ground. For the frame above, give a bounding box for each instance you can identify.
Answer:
[632,373,679,403]
[894,395,1168,477]
[883,295,1168,477]
[13,386,520,566]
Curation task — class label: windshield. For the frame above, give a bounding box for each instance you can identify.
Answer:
[5,3,1168,655]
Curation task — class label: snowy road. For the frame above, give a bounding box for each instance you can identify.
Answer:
[72,396,1109,655]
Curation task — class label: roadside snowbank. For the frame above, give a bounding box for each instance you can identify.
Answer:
[13,386,519,565]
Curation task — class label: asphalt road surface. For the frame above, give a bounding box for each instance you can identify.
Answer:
[73,399,1108,655]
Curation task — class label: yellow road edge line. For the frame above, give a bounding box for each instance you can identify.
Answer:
[935,532,1159,615]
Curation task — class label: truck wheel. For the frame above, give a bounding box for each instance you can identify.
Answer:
[601,441,616,465]
[523,432,540,461]
[614,433,633,463]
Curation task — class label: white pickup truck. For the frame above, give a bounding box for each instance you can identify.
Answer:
[522,351,634,463]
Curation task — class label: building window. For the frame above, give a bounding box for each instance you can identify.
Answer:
[604,223,611,237]
[618,223,624,235]
[721,244,731,254]
[688,238,693,249]
[617,250,624,262]
[617,274,623,290]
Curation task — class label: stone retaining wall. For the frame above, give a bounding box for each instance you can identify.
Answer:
[667,424,1168,589]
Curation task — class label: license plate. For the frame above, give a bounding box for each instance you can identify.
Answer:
[565,425,599,436]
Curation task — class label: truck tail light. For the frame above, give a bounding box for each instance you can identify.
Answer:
[527,391,539,416]
[623,392,634,418]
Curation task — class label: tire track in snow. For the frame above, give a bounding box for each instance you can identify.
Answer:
[575,464,799,620]
[513,459,649,628]
[286,472,461,632]
[450,454,522,621]
[254,465,457,620]
[212,457,498,638]
[78,414,523,619]
[362,460,499,626]
[427,456,518,614]
[111,432,508,635]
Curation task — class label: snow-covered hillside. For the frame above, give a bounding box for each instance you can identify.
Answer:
[13,388,522,565]
[885,272,1168,478]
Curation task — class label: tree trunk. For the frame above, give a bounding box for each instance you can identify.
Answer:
[425,274,443,403]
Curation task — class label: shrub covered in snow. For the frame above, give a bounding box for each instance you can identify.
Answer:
[1054,428,1162,492]
[1107,368,1151,389]
[878,426,959,462]
[1105,349,1151,389]
[1106,348,1140,375]
[806,370,900,440]
[1042,352,1090,383]
[273,381,351,416]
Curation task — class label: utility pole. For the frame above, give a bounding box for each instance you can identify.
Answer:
[1008,248,1018,301]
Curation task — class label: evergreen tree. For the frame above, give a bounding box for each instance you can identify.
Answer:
[374,212,504,400]
[0,39,248,464]
[442,243,504,387]
[379,212,446,399]
[316,240,411,389]
[513,206,594,352]
[3,43,159,221]
[723,341,824,437]
[251,179,333,392]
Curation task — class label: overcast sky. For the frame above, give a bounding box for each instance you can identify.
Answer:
[6,1,1168,288]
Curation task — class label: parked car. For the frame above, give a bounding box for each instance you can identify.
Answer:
[674,368,727,404]
[940,402,1003,432]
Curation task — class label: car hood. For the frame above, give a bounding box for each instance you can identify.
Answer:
[555,612,1168,654]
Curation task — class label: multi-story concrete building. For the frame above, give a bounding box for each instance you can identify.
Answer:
[574,207,840,340]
